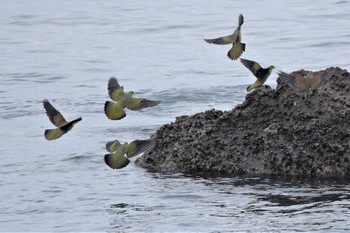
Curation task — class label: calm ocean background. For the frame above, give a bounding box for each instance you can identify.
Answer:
[1,0,350,232]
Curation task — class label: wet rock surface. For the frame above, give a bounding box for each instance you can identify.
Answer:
[136,67,350,176]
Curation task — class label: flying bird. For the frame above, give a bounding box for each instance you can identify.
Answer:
[43,100,82,140]
[104,77,160,120]
[104,139,155,169]
[278,70,332,95]
[240,58,275,91]
[204,14,245,60]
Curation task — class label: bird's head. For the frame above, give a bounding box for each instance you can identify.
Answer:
[126,91,134,97]
[306,71,314,78]
[269,65,275,70]
[122,142,129,152]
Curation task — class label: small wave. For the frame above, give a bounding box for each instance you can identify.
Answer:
[160,194,204,200]
[107,203,154,215]
[62,153,97,162]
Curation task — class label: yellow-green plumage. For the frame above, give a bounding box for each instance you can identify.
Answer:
[228,42,245,61]
[104,149,130,170]
[204,14,245,60]
[44,128,65,141]
[240,58,275,91]
[247,79,265,92]
[104,77,160,120]
[104,101,126,120]
[105,140,122,152]
[104,139,155,169]
[43,100,81,140]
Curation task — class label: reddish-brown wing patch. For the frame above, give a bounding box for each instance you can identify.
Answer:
[310,74,322,89]
[43,100,67,127]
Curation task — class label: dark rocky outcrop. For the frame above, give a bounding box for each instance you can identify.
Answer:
[136,67,350,176]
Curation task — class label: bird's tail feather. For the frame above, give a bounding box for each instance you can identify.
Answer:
[104,101,126,120]
[227,42,245,60]
[104,153,130,169]
[44,128,64,141]
[247,81,262,92]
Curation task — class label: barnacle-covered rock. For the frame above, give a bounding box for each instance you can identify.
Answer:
[136,67,350,176]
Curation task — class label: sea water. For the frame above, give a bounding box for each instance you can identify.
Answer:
[1,0,350,231]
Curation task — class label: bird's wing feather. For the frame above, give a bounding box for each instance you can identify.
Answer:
[309,73,323,89]
[316,72,333,88]
[204,35,234,45]
[238,14,244,27]
[240,59,262,76]
[126,98,160,111]
[43,100,67,127]
[105,140,121,152]
[108,77,124,101]
[278,71,299,90]
[295,74,307,91]
[126,139,155,158]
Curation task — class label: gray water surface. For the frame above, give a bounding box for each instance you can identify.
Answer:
[1,0,350,231]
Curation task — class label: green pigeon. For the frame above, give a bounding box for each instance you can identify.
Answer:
[240,58,275,91]
[278,71,331,95]
[43,100,82,140]
[104,139,155,169]
[204,14,245,60]
[104,77,160,120]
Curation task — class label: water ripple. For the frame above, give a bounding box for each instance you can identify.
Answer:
[1,0,350,232]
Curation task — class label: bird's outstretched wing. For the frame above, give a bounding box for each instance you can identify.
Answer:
[105,140,121,152]
[204,14,244,45]
[311,72,333,89]
[278,71,299,90]
[238,14,244,27]
[126,98,160,111]
[240,58,262,77]
[126,139,155,158]
[108,77,124,101]
[43,100,67,127]
[204,35,234,45]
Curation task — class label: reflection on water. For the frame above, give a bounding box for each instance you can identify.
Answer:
[1,0,350,232]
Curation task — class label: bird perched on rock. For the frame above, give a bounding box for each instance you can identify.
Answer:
[104,77,160,120]
[43,99,82,140]
[204,14,245,60]
[278,70,332,95]
[240,58,275,91]
[104,139,155,169]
